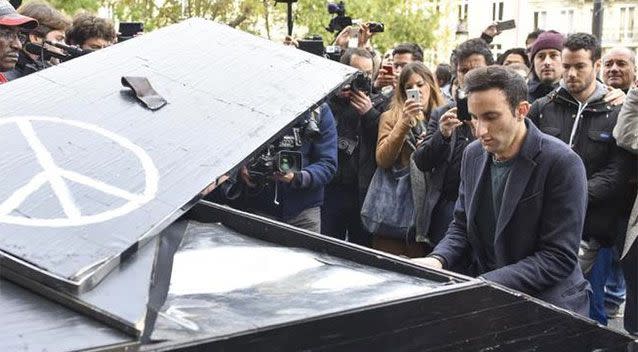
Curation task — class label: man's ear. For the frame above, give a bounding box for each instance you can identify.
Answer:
[517,101,531,121]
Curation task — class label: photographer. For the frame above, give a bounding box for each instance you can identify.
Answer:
[65,13,116,50]
[374,43,423,95]
[0,0,37,83]
[321,48,384,246]
[218,104,337,233]
[412,38,493,252]
[4,0,69,81]
[370,62,443,257]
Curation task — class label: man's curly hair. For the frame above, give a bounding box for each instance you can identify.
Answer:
[452,38,495,69]
[65,13,116,46]
[564,32,601,63]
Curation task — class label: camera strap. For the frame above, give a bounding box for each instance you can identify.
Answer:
[311,107,322,125]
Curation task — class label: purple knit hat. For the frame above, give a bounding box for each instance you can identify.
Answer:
[530,31,565,60]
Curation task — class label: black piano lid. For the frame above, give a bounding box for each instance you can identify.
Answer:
[0,279,133,351]
[0,18,356,293]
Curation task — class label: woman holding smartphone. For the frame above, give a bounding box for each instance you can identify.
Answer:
[373,62,443,256]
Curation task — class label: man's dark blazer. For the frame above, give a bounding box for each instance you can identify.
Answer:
[431,119,590,315]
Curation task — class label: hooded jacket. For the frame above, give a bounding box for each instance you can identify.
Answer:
[528,81,633,246]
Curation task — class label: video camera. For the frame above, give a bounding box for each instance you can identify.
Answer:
[25,41,92,63]
[326,1,352,34]
[247,109,321,186]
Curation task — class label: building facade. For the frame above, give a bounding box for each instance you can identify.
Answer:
[427,0,637,66]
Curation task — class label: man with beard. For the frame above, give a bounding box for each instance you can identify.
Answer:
[322,48,385,246]
[528,33,633,325]
[527,30,565,103]
[0,0,36,83]
[527,31,626,105]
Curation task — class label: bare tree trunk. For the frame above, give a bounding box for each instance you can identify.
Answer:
[263,0,271,39]
[228,13,248,28]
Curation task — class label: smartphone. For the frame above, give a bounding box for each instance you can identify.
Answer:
[496,19,516,31]
[382,64,393,76]
[406,88,421,103]
[456,90,470,121]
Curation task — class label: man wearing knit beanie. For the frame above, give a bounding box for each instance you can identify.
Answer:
[527,30,565,103]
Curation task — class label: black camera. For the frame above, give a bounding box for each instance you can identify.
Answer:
[368,22,385,33]
[118,22,144,42]
[325,45,343,61]
[298,36,325,57]
[326,1,352,34]
[350,72,372,95]
[456,89,471,121]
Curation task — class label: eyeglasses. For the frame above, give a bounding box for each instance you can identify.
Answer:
[0,27,27,44]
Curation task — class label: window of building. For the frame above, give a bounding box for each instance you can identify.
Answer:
[560,9,575,35]
[492,1,504,21]
[620,6,636,40]
[534,11,547,30]
[458,0,469,21]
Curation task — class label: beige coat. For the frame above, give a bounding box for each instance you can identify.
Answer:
[613,87,638,258]
[376,111,414,169]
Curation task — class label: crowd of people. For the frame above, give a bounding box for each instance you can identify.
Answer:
[0,0,116,82]
[0,0,636,338]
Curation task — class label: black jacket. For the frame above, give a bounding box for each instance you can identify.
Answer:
[414,102,475,202]
[327,93,385,202]
[412,102,475,241]
[528,83,633,246]
[527,74,558,104]
[432,121,590,315]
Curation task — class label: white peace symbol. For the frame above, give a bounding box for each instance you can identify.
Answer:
[0,116,159,227]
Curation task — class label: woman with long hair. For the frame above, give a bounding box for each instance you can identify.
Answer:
[373,61,444,257]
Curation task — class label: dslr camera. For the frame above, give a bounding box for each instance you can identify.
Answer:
[349,72,372,95]
[367,22,385,33]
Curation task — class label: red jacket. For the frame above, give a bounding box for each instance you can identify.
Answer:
[0,73,8,84]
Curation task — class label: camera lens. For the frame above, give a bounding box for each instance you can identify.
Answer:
[280,156,293,172]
